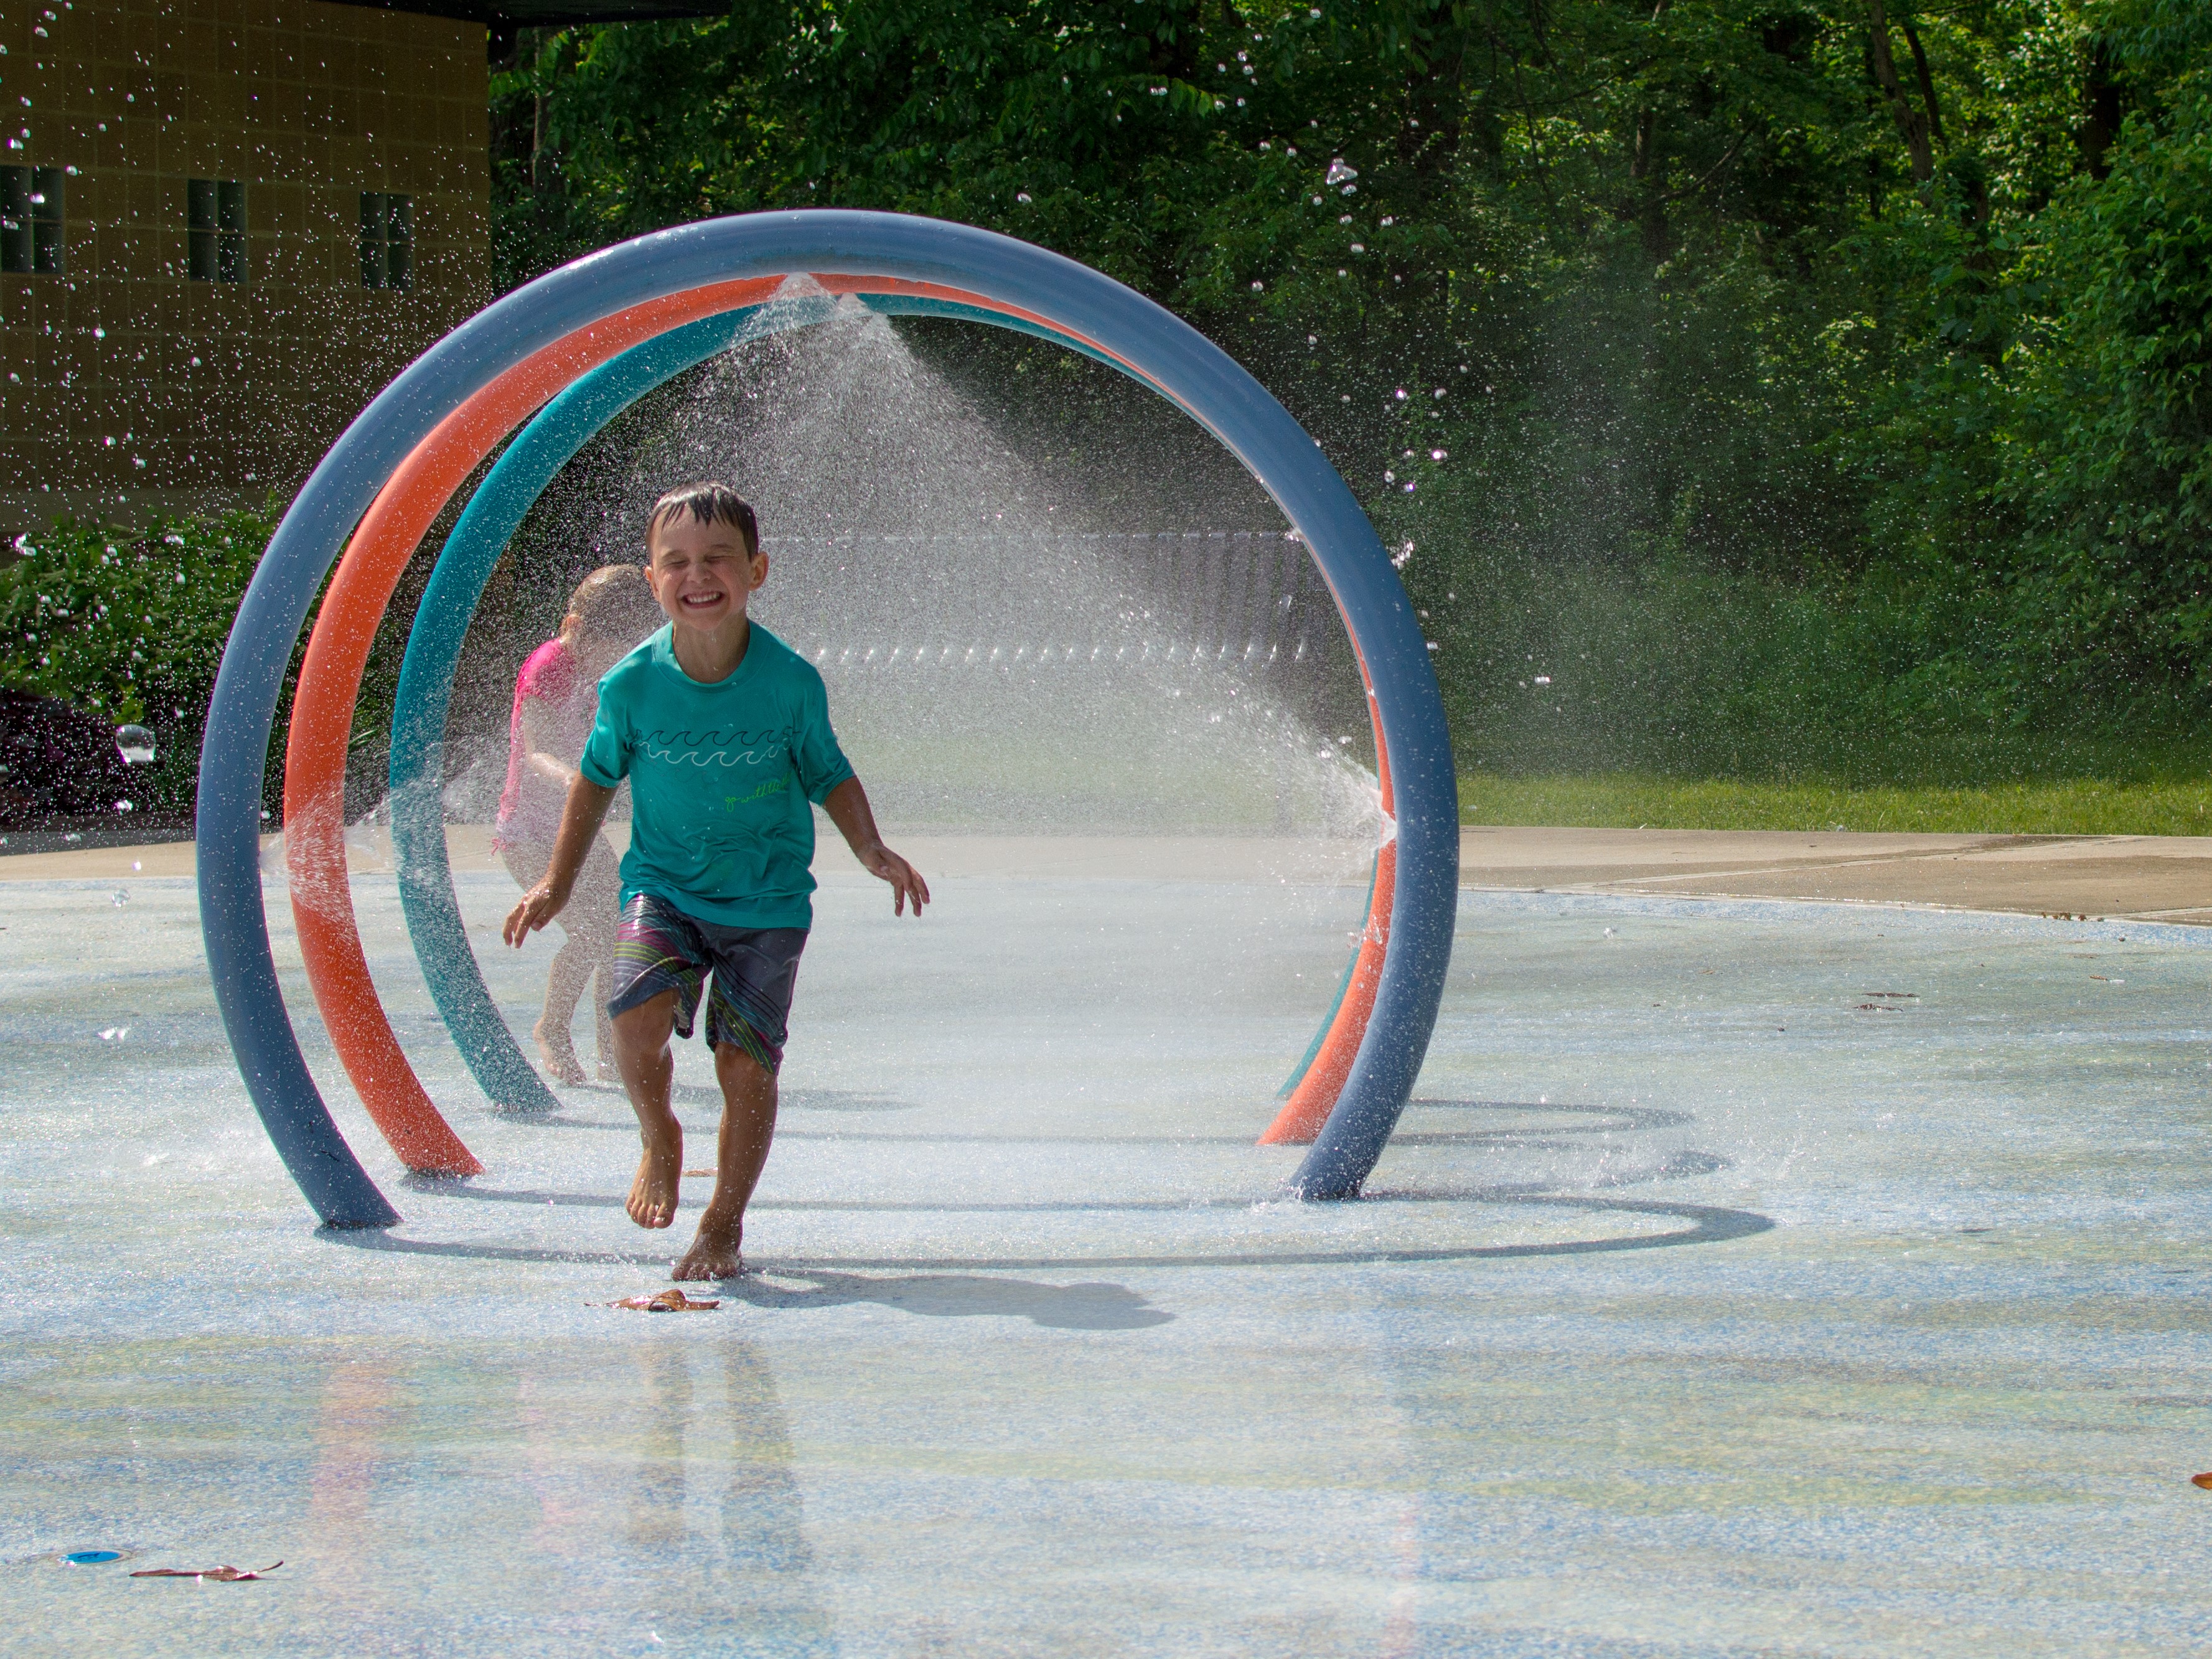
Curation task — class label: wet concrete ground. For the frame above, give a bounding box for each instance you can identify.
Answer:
[14,821,2211,923]
[2,846,2210,1655]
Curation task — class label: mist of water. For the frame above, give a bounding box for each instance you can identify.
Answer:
[436,294,1384,848]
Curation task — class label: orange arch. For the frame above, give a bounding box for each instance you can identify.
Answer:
[1258,661,1397,1145]
[283,278,787,1174]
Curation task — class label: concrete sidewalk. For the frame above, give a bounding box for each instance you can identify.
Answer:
[1458,825,2212,923]
[6,823,2211,923]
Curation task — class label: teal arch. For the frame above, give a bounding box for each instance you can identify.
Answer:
[390,289,1150,1114]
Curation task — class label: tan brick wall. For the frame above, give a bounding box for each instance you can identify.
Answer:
[0,0,490,531]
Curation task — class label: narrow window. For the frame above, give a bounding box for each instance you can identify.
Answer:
[188,178,246,283]
[1,165,65,275]
[359,191,413,291]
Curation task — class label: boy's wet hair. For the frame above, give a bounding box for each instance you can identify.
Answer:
[566,564,661,644]
[647,481,759,558]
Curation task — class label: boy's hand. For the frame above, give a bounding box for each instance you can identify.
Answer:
[860,844,930,916]
[504,880,572,947]
[821,778,926,914]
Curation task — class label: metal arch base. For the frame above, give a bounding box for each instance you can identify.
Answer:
[195,212,1458,1226]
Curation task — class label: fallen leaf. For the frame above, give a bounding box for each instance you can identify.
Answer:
[608,1289,719,1312]
[132,1561,283,1581]
[2193,1473,2212,1491]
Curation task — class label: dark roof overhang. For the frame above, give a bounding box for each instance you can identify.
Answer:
[322,0,719,58]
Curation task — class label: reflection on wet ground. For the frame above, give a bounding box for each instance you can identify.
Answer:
[4,867,2211,1654]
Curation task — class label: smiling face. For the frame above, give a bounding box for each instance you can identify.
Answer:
[645,511,767,636]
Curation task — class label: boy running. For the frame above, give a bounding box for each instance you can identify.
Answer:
[504,482,928,1280]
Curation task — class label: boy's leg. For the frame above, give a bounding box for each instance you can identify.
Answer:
[673,1041,777,1281]
[602,893,713,1231]
[612,990,683,1229]
[673,926,805,1281]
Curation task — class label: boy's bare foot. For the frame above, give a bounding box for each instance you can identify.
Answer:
[673,1206,743,1280]
[626,1119,682,1229]
[533,1019,586,1086]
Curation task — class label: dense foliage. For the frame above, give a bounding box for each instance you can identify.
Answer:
[486,0,2212,783]
[0,512,278,816]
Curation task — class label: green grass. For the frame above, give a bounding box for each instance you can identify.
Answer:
[1458,773,2212,837]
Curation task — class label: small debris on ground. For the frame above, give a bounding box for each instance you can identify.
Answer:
[131,1561,283,1581]
[607,1289,720,1312]
[682,1168,715,1178]
[2193,1473,2212,1491]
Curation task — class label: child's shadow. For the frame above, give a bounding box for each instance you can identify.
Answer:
[734,1269,1174,1331]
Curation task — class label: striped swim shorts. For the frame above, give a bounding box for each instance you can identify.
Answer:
[605,893,808,1074]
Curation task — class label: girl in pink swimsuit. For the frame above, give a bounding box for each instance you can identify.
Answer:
[495,565,661,1083]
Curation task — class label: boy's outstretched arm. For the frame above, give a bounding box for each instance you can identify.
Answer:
[823,776,929,916]
[504,774,617,946]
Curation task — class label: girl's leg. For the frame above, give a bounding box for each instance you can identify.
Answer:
[563,836,626,1078]
[500,840,586,1083]
[502,835,622,1085]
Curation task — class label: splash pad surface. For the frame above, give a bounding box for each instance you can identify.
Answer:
[7,848,2212,1653]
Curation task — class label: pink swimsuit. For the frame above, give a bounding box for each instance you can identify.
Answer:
[494,637,596,851]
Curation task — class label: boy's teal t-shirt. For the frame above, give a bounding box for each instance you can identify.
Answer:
[579,621,854,931]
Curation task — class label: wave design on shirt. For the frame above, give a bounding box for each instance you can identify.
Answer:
[639,726,788,769]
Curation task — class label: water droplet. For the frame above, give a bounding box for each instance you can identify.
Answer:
[110,888,129,906]
[115,723,154,763]
[1325,158,1357,186]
